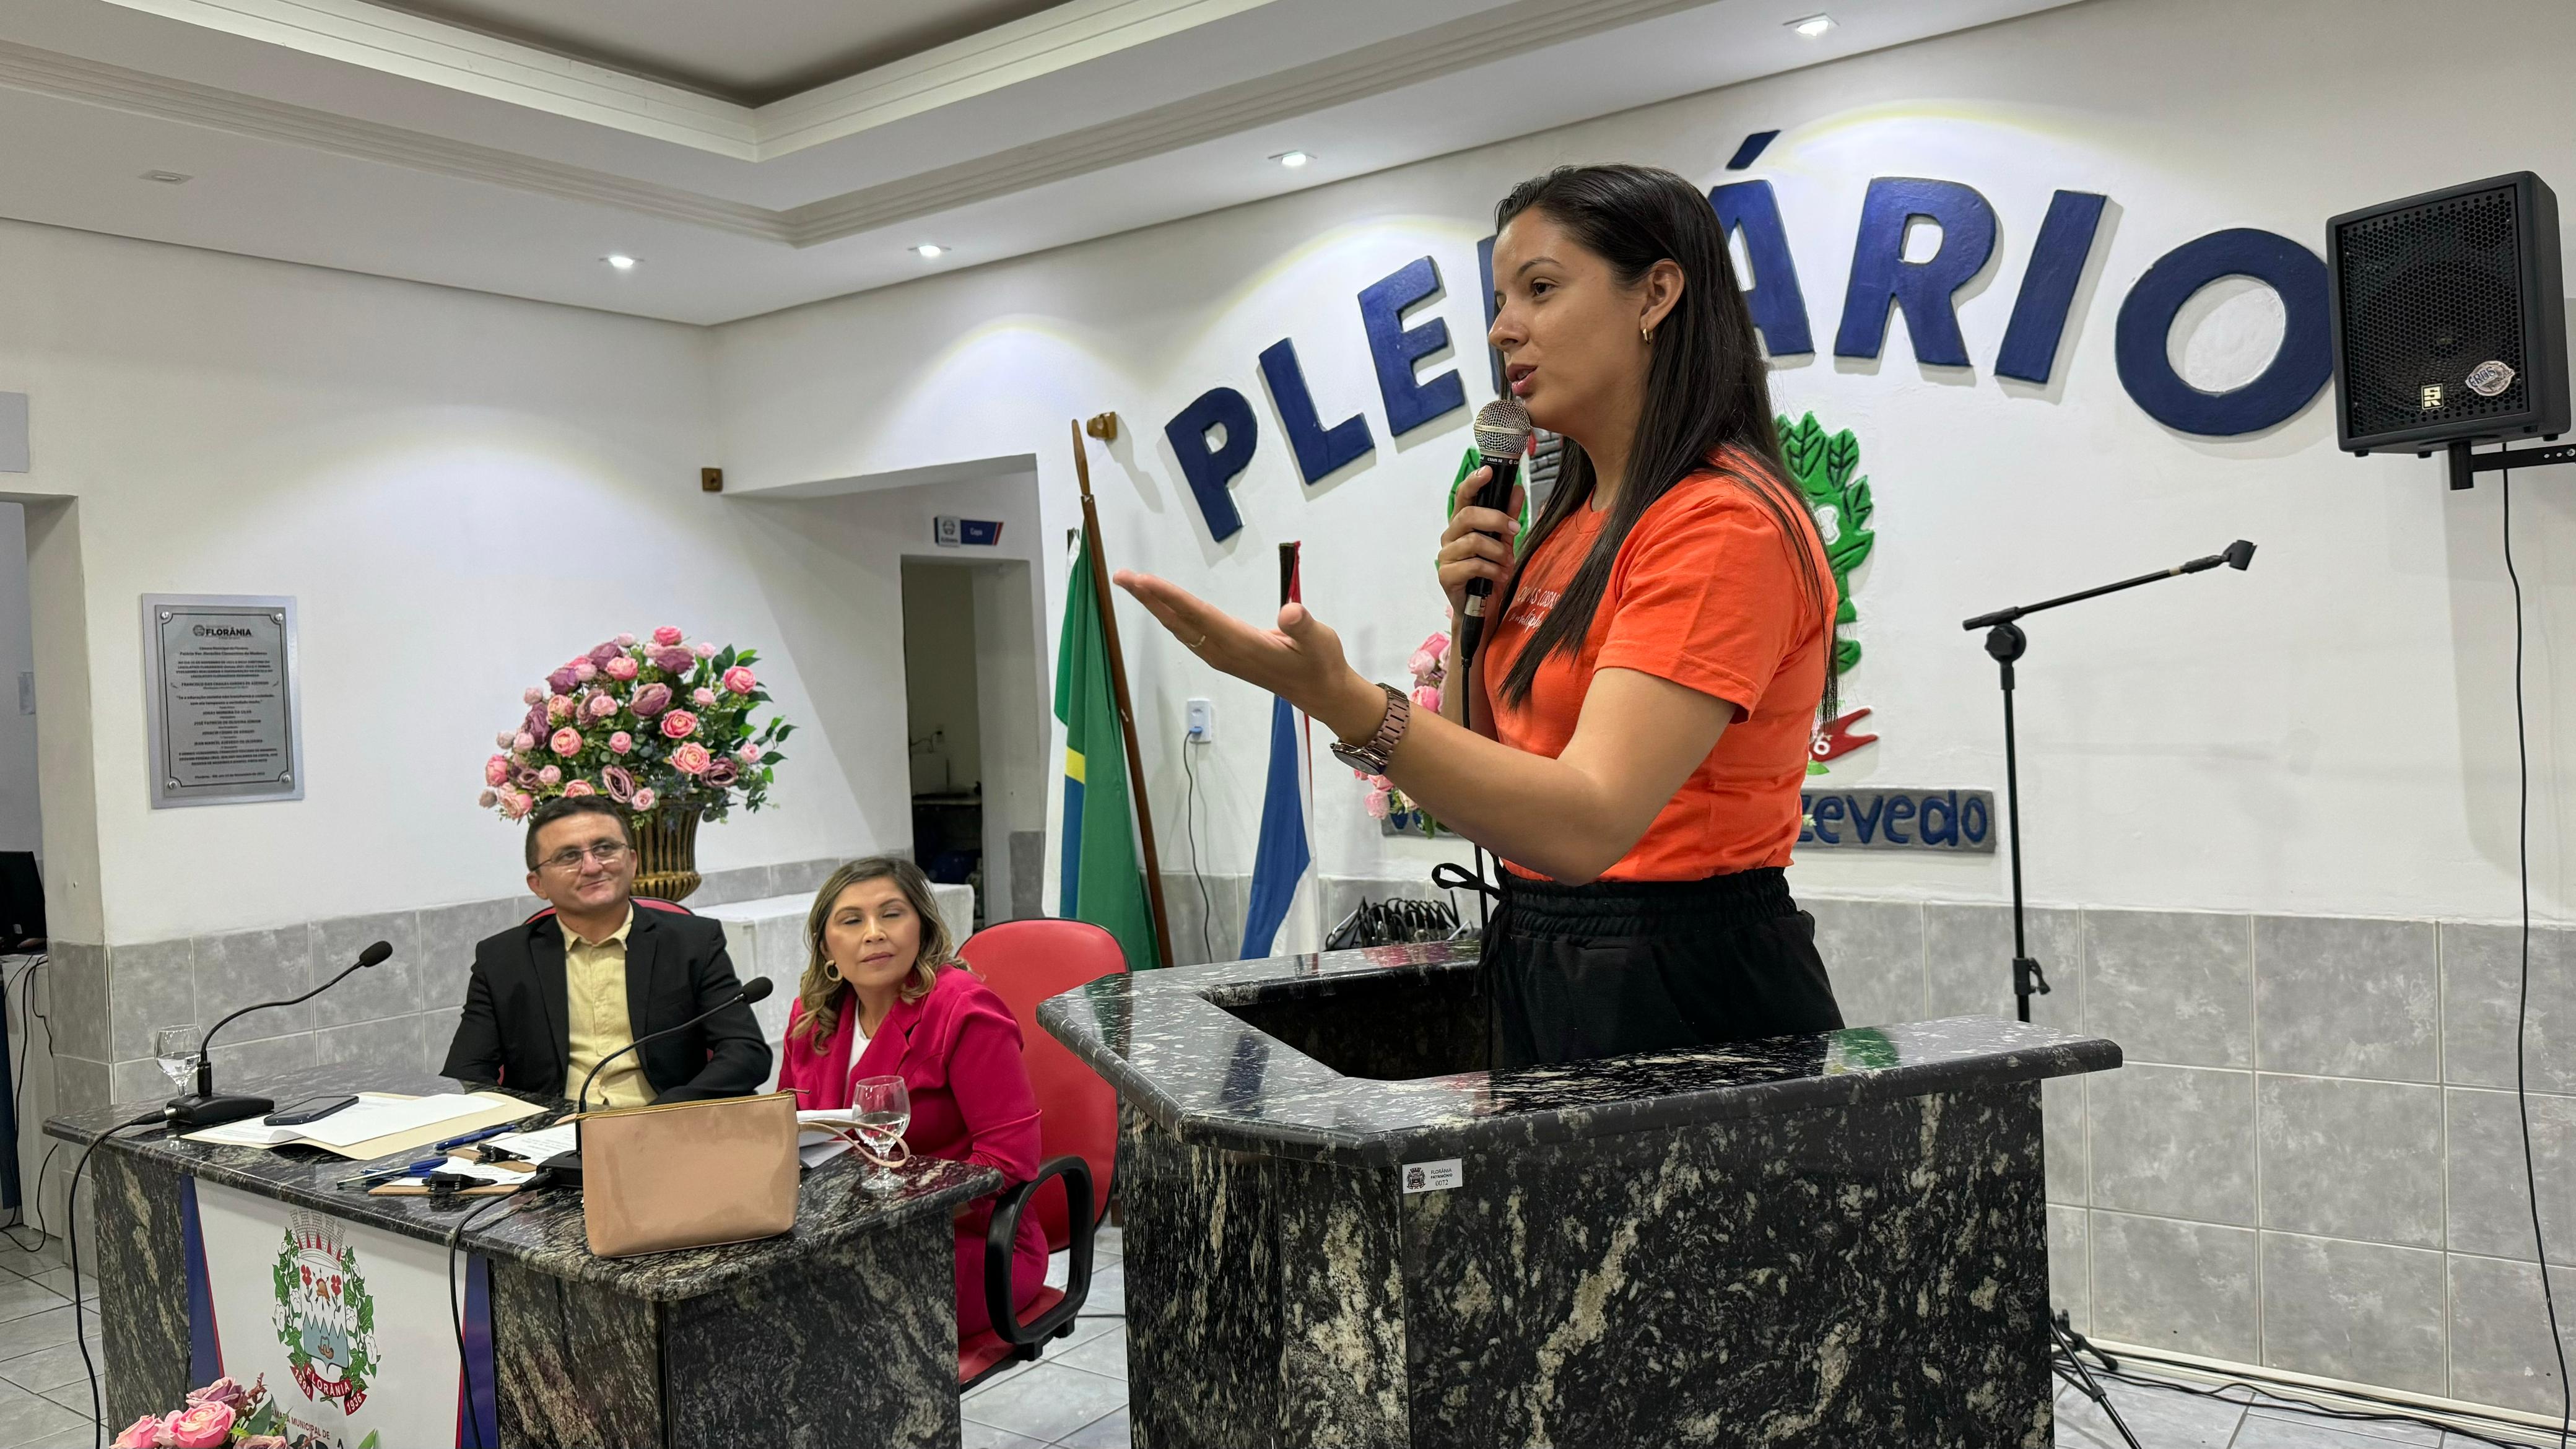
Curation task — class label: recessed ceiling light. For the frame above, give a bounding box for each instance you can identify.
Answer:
[1273,150,1312,169]
[1787,13,1834,37]
[913,243,946,259]
[604,254,637,270]
[141,170,193,185]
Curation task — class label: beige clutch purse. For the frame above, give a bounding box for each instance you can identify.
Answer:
[578,1090,799,1258]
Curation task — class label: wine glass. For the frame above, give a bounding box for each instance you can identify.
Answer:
[849,1075,910,1196]
[152,1026,203,1093]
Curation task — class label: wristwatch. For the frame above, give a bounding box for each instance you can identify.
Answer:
[1329,683,1412,775]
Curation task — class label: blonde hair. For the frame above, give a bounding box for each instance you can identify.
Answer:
[789,856,956,1052]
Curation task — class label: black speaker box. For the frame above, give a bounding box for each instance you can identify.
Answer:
[2328,172,2569,455]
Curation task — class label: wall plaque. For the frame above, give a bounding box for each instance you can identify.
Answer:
[1798,788,1995,852]
[143,594,303,808]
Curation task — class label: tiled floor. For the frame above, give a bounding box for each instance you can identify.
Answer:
[0,1216,2543,1449]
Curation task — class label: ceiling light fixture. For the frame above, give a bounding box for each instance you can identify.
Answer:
[1273,150,1312,169]
[913,243,946,259]
[1787,13,1834,37]
[604,254,637,270]
[141,170,193,185]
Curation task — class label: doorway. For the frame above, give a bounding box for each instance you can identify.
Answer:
[901,556,1045,931]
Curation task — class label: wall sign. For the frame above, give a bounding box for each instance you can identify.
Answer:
[1162,141,2338,541]
[1799,788,1995,852]
[934,515,1004,547]
[143,594,303,808]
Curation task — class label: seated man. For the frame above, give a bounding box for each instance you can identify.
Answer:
[442,794,770,1105]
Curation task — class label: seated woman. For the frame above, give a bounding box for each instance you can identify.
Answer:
[777,856,1047,1337]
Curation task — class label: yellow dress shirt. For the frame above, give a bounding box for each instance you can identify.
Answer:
[562,908,653,1109]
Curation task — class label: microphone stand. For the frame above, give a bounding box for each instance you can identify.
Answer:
[539,981,767,1190]
[166,942,392,1130]
[1959,540,2253,1449]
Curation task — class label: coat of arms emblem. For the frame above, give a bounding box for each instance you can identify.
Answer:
[272,1211,380,1415]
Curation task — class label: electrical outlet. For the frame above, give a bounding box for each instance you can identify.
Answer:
[1185,697,1214,742]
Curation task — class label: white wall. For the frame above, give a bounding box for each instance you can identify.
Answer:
[714,0,2576,926]
[0,225,886,946]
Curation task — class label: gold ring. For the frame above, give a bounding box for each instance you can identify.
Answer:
[1186,633,1209,650]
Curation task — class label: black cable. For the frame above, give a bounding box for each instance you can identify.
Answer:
[1180,741,1215,964]
[2502,469,2571,1448]
[68,1113,159,1448]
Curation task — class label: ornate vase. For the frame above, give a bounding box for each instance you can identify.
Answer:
[632,806,703,902]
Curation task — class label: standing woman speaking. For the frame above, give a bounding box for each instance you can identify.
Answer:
[1115,163,1844,1067]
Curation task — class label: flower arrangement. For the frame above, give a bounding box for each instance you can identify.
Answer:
[1355,630,1449,837]
[111,1375,344,1448]
[479,627,793,825]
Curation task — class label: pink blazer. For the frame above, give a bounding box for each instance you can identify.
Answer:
[777,965,1046,1328]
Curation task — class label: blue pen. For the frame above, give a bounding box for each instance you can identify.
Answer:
[432,1123,516,1153]
[335,1157,448,1190]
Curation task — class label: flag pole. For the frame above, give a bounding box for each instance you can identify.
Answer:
[1069,419,1176,972]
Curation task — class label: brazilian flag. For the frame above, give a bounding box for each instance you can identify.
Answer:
[1054,533,1162,970]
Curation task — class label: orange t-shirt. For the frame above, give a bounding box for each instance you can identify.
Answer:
[1479,455,1837,881]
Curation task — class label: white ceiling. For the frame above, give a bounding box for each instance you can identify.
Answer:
[0,0,2081,325]
[358,0,1070,103]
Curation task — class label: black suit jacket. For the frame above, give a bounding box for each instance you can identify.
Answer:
[439,904,771,1104]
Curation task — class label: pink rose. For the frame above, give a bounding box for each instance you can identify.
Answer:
[240,1439,289,1449]
[522,686,545,707]
[605,655,640,682]
[721,666,756,694]
[671,742,712,775]
[477,788,498,808]
[630,787,656,811]
[588,642,623,666]
[574,661,598,682]
[546,695,574,724]
[549,727,583,757]
[1364,785,1391,820]
[692,687,716,707]
[1408,631,1451,681]
[736,744,763,765]
[537,765,562,785]
[653,625,684,646]
[616,632,637,647]
[602,765,636,802]
[495,731,516,749]
[694,640,718,658]
[609,731,633,754]
[585,692,618,720]
[703,757,739,787]
[630,683,672,716]
[185,1378,246,1410]
[547,666,579,695]
[659,710,698,740]
[162,1399,234,1448]
[513,731,536,752]
[650,645,694,676]
[1412,684,1441,716]
[563,780,596,796]
[484,755,511,787]
[110,1416,162,1449]
[500,791,534,820]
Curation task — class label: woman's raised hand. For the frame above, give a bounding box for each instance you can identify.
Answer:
[1110,572,1386,740]
[1438,466,1526,617]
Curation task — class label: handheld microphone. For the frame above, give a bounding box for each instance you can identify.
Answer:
[165,940,394,1130]
[1458,398,1534,668]
[541,976,774,1190]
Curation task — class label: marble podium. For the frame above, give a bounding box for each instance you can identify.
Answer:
[48,1063,997,1448]
[1042,940,2121,1449]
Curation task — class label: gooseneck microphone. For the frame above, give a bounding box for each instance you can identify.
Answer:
[165,939,394,1130]
[1457,398,1534,669]
[539,976,774,1190]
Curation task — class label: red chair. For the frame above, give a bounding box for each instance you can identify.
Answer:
[521,897,695,923]
[952,920,1126,1388]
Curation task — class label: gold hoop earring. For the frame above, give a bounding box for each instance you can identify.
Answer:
[822,959,842,983]
[1642,322,1655,344]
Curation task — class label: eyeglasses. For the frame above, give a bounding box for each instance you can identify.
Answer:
[539,840,630,873]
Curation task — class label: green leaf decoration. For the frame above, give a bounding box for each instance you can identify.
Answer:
[1777,411,1873,678]
[359,1434,380,1449]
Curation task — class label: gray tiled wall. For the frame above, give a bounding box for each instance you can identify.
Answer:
[1808,895,2576,1420]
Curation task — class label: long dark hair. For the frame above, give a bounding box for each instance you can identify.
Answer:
[1487,163,1835,723]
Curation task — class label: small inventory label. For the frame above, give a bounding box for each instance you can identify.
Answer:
[2468,360,2517,398]
[1401,1159,1463,1194]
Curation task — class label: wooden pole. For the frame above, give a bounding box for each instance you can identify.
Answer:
[1069,420,1176,972]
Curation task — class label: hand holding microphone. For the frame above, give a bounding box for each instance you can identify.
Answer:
[1444,398,1534,669]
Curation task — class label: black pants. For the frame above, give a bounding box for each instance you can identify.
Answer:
[1482,867,1844,1069]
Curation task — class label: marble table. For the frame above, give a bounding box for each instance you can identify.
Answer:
[48,1063,998,1448]
[1041,940,2122,1449]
